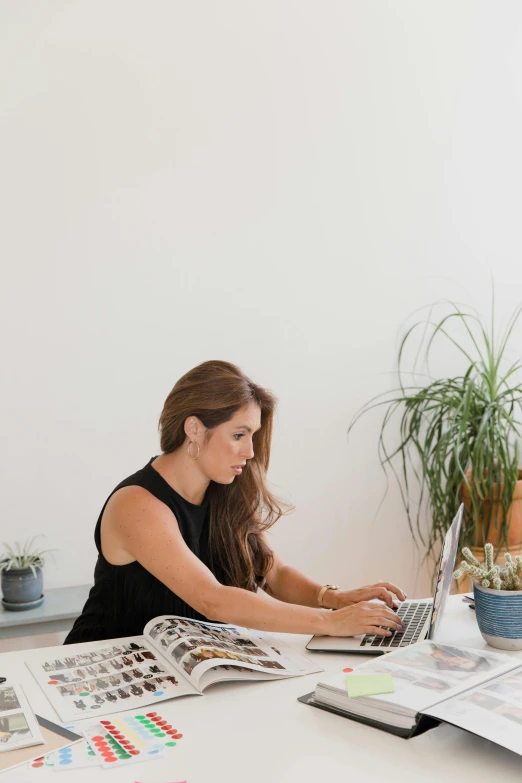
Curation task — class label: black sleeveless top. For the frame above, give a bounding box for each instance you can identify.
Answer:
[64,458,213,644]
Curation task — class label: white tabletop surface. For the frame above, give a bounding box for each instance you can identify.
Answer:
[2,594,522,783]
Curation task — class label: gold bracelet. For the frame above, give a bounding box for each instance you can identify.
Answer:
[317,584,340,608]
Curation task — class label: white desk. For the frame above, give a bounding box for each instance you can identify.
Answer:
[2,594,522,783]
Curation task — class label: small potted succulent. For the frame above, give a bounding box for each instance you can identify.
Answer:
[454,544,522,650]
[0,537,54,610]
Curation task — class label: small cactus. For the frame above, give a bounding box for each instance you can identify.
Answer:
[454,544,522,591]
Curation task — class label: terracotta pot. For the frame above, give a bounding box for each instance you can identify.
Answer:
[459,469,522,548]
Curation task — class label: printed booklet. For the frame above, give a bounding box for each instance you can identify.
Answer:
[299,640,522,754]
[27,615,322,722]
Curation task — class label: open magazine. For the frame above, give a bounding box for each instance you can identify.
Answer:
[298,640,522,751]
[27,615,322,722]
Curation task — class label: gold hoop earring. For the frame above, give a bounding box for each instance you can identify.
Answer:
[187,441,200,460]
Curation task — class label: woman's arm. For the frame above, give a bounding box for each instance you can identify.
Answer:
[101,486,403,637]
[263,545,335,608]
[263,536,406,609]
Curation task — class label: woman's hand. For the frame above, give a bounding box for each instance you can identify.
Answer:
[326,582,406,610]
[324,601,404,638]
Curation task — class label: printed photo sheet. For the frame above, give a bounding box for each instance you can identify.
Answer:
[26,638,200,722]
[144,615,322,688]
[314,640,519,729]
[426,665,522,755]
[346,642,520,713]
[0,684,43,753]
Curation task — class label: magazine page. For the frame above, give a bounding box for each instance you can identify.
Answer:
[144,616,322,690]
[342,642,519,713]
[316,641,518,717]
[426,664,522,756]
[197,665,289,690]
[0,684,44,754]
[26,636,200,722]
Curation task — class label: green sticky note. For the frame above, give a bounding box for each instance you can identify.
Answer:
[345,673,395,698]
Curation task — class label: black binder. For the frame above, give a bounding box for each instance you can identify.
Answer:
[297,692,440,739]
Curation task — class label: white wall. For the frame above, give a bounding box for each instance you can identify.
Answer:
[2,1,522,598]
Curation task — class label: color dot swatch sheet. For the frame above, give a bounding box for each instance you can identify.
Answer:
[52,735,98,770]
[83,712,183,767]
[29,711,183,771]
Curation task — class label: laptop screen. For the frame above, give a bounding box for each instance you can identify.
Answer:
[427,504,464,639]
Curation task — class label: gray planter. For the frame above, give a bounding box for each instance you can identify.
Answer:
[1,566,43,607]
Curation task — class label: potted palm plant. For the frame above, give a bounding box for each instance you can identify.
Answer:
[349,295,522,580]
[0,537,54,610]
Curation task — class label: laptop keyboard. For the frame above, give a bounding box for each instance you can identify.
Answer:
[359,602,432,649]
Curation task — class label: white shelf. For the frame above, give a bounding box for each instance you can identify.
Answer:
[0,585,91,640]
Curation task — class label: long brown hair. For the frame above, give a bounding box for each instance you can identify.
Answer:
[158,360,293,590]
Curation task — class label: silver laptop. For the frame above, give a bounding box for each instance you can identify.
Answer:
[306,504,463,655]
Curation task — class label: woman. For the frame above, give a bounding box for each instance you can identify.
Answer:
[65,360,404,644]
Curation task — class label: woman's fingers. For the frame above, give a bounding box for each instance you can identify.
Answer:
[374,587,395,608]
[371,617,402,631]
[330,603,405,638]
[374,581,407,601]
[363,626,392,637]
[354,584,405,608]
[367,606,404,630]
[355,587,395,608]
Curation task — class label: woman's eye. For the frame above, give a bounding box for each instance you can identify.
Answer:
[233,434,244,440]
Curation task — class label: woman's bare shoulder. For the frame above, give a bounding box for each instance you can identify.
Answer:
[103,485,177,527]
[101,486,179,565]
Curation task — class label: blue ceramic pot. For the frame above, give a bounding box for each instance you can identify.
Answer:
[1,566,43,606]
[473,581,522,650]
